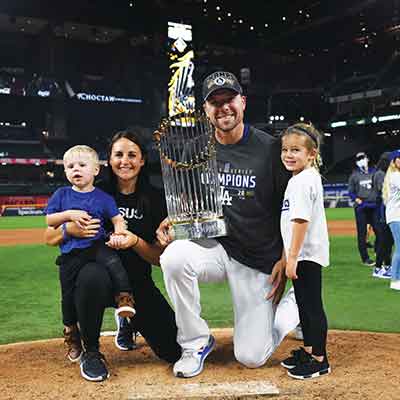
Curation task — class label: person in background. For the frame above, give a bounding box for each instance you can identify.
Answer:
[45,131,181,382]
[279,123,330,379]
[348,152,380,266]
[372,152,393,279]
[382,149,400,291]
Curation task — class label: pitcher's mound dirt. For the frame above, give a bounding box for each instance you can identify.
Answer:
[1,329,399,400]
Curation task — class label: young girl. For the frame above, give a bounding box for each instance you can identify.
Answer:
[279,123,330,379]
[382,149,400,291]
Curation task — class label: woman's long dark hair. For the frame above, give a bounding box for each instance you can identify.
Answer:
[107,129,150,198]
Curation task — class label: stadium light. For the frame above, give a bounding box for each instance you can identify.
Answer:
[330,121,347,128]
[378,114,400,122]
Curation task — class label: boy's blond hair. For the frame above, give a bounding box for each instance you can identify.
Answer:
[63,145,99,166]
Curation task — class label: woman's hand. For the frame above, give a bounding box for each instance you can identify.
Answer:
[67,219,101,238]
[156,218,174,247]
[285,256,298,280]
[106,230,138,250]
[68,210,92,229]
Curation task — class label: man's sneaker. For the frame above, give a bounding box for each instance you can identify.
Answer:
[288,356,331,380]
[115,292,136,318]
[63,326,83,363]
[80,351,110,382]
[173,335,215,378]
[114,315,137,351]
[363,259,375,267]
[281,347,312,369]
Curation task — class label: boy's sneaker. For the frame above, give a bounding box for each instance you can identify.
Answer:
[288,356,331,380]
[63,326,83,363]
[114,315,137,351]
[115,292,136,318]
[80,351,110,382]
[173,335,215,378]
[363,258,375,267]
[281,347,312,369]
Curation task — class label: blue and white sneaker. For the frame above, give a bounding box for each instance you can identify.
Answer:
[80,351,110,382]
[373,266,391,279]
[372,267,384,278]
[114,315,137,351]
[381,266,392,279]
[173,335,215,378]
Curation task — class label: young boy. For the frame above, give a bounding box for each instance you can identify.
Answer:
[46,145,135,362]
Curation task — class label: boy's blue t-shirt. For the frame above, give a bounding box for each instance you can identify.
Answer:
[46,186,120,254]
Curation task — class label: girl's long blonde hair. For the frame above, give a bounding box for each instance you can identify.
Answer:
[382,158,400,204]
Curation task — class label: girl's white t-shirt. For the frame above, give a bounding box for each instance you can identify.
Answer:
[280,167,330,267]
[385,170,400,224]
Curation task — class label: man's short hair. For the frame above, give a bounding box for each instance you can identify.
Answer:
[202,71,243,102]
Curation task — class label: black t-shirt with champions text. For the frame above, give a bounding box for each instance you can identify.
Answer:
[97,180,167,284]
[216,125,289,275]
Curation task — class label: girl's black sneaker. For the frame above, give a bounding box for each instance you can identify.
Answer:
[281,347,312,369]
[287,356,331,379]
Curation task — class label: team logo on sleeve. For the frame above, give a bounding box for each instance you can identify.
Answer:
[281,199,290,211]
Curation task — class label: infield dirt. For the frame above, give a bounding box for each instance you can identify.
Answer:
[1,329,399,400]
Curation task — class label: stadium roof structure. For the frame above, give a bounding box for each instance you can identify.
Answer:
[0,0,398,57]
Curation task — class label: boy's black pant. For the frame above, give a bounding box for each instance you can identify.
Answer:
[57,242,131,326]
[292,260,328,357]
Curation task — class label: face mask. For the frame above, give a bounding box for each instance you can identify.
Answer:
[356,158,368,170]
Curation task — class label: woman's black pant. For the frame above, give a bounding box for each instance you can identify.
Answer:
[292,260,328,357]
[74,262,181,363]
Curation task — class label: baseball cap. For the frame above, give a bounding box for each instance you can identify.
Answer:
[202,71,243,102]
[389,149,400,161]
[355,152,367,161]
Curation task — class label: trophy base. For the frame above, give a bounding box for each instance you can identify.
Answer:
[172,218,227,240]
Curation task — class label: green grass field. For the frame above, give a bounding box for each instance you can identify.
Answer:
[0,208,354,231]
[325,207,354,221]
[1,211,398,345]
[0,215,47,229]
